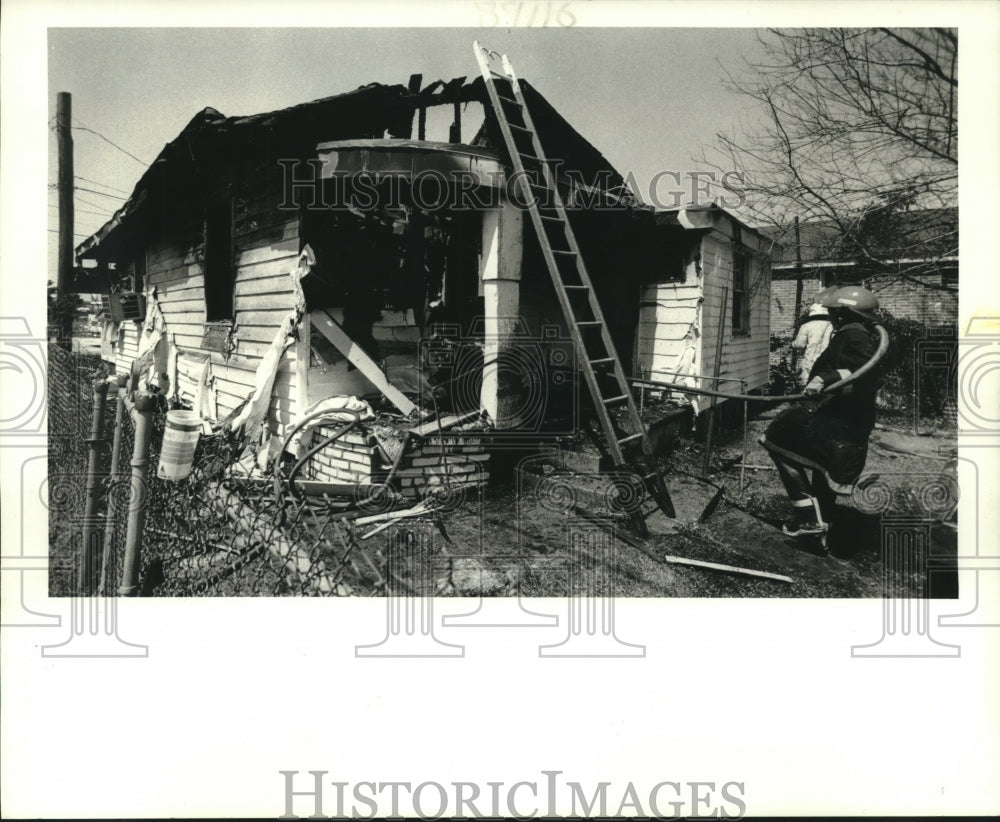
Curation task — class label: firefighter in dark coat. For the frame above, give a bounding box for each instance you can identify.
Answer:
[761,286,884,540]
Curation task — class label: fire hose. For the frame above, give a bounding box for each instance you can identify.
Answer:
[272,407,366,502]
[629,325,889,403]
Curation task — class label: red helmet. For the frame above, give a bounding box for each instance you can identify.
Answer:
[821,285,879,322]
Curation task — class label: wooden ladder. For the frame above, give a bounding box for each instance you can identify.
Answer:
[473,42,676,533]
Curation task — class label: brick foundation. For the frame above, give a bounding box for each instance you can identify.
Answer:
[307,425,491,499]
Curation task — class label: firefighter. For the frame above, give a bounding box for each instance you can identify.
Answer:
[791,301,833,386]
[760,285,884,542]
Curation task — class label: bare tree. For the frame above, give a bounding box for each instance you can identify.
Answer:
[706,28,957,293]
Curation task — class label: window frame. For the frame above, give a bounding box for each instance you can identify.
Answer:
[731,247,751,337]
[204,198,235,322]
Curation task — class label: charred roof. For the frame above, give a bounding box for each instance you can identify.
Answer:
[76,76,629,260]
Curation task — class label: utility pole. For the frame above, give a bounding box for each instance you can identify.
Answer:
[56,91,74,348]
[792,214,803,326]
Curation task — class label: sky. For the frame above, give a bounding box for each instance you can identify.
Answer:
[46,27,771,278]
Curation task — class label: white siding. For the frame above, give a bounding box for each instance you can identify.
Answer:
[106,195,304,434]
[636,254,702,382]
[699,227,771,393]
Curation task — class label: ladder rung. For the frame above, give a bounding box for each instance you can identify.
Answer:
[477,45,678,524]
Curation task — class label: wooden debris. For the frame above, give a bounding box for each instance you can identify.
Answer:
[235,475,392,499]
[662,555,793,583]
[311,310,416,415]
[697,485,726,523]
[407,409,481,438]
[353,500,436,528]
[736,462,777,471]
[384,430,411,487]
[570,502,794,584]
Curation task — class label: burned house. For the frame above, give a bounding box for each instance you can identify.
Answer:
[76,70,773,495]
[638,206,773,404]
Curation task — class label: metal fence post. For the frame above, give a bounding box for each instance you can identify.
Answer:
[99,375,128,595]
[79,379,109,594]
[741,379,749,492]
[119,391,156,597]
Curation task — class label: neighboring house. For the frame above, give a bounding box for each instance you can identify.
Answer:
[73,74,775,490]
[767,207,958,334]
[70,294,103,336]
[637,205,773,399]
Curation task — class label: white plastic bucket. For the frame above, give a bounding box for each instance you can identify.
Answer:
[158,410,201,481]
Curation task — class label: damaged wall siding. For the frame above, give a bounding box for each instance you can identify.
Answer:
[112,323,141,374]
[636,254,702,381]
[111,172,305,434]
[635,220,771,396]
[698,230,771,392]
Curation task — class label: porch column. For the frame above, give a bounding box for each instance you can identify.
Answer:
[479,202,523,426]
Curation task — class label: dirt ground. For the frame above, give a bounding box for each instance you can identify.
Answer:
[426,406,958,599]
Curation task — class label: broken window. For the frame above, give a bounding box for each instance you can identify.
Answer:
[204,198,234,321]
[731,249,751,335]
[132,248,147,293]
[300,193,486,412]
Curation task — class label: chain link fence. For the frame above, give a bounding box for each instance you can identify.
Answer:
[47,344,443,597]
[48,345,114,596]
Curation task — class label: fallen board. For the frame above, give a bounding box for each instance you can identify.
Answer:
[662,555,793,583]
[408,410,482,438]
[311,310,416,416]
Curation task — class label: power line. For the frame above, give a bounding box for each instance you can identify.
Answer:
[48,183,125,201]
[75,175,130,196]
[50,216,104,230]
[51,187,115,214]
[74,193,113,213]
[48,229,92,239]
[75,185,126,201]
[71,121,149,167]
[50,202,108,217]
